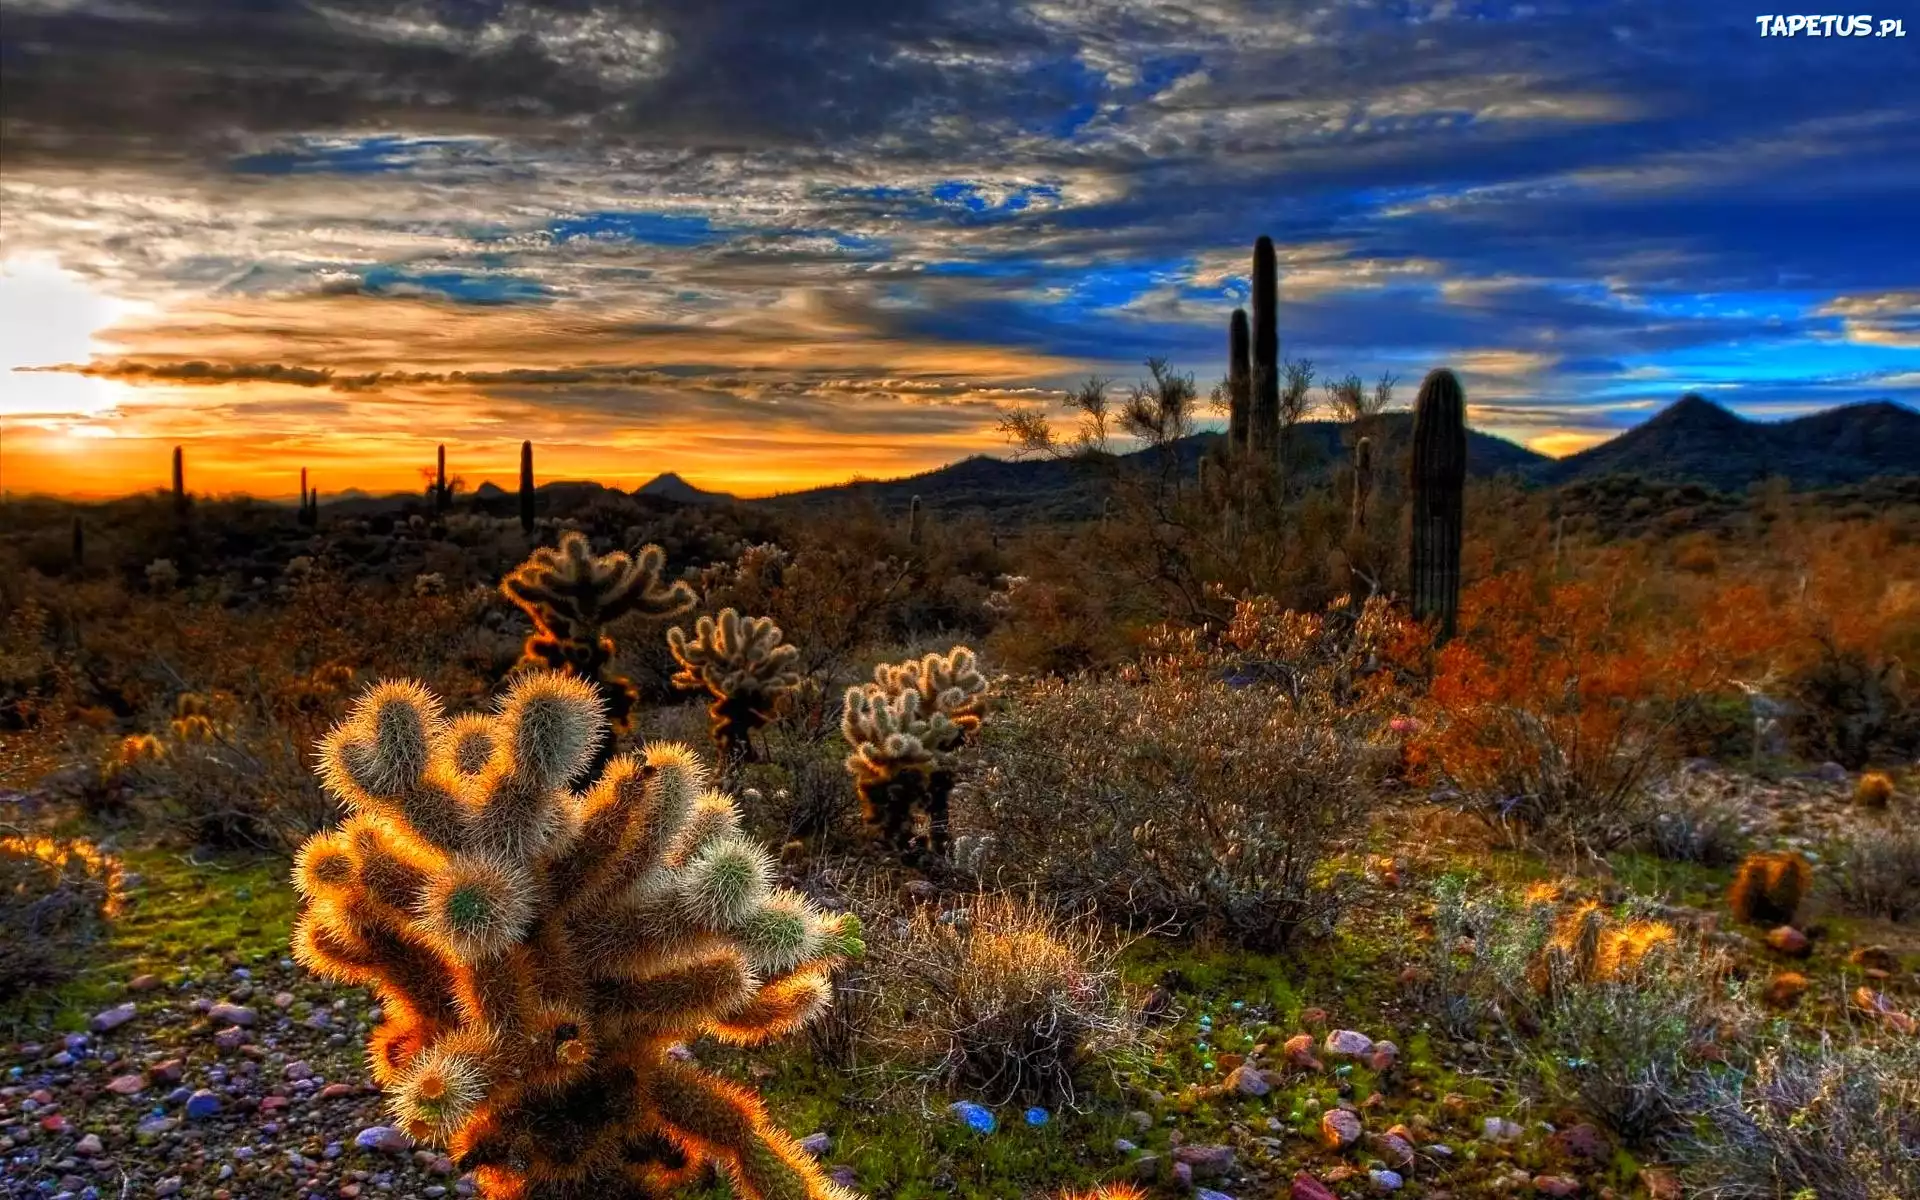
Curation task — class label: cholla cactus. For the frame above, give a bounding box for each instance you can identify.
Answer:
[292,672,865,1200]
[501,532,695,755]
[667,609,802,765]
[841,647,988,861]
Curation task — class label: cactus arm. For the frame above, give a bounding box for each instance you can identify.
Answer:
[707,967,836,1045]
[650,1061,853,1200]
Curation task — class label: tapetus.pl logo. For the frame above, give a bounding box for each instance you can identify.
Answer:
[1754,14,1907,35]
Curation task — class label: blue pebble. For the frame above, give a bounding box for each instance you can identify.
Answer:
[1198,1191,1237,1200]
[948,1101,996,1134]
[1230,1001,1245,1011]
[185,1089,223,1119]
[1334,1064,1354,1077]
[1023,1107,1049,1126]
[8,1067,21,1080]
[166,1087,193,1106]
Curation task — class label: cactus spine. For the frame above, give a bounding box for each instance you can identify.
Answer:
[667,609,803,766]
[842,647,988,862]
[294,674,864,1200]
[1351,436,1373,534]
[1409,368,1467,642]
[1249,237,1280,463]
[171,445,187,517]
[435,444,449,516]
[501,532,695,766]
[519,441,535,535]
[908,495,923,547]
[1227,307,1251,456]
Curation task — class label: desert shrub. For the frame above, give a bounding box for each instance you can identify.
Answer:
[964,599,1390,948]
[1640,771,1751,866]
[1829,825,1920,923]
[1673,1035,1920,1199]
[0,833,123,1001]
[1728,851,1813,927]
[865,891,1138,1106]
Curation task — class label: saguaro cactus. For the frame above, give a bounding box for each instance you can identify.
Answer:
[293,673,865,1200]
[519,441,535,535]
[1249,237,1280,462]
[436,445,449,516]
[172,446,187,517]
[1409,368,1467,642]
[842,647,988,861]
[502,532,695,762]
[1227,308,1251,456]
[668,609,803,765]
[1351,436,1374,534]
[908,495,923,548]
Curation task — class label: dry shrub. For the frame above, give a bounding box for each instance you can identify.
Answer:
[965,595,1403,949]
[1640,771,1751,866]
[1,833,123,1001]
[1675,1035,1920,1199]
[1830,825,1920,923]
[865,892,1138,1107]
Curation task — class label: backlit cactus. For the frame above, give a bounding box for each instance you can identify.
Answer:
[172,445,188,518]
[520,441,536,535]
[667,609,803,765]
[501,532,695,764]
[1728,850,1812,926]
[292,673,865,1200]
[1410,367,1467,642]
[1226,308,1250,456]
[841,647,989,861]
[1249,236,1280,462]
[1351,436,1373,534]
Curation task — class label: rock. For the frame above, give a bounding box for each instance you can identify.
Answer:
[1483,1117,1524,1143]
[1172,1143,1235,1178]
[355,1125,413,1153]
[88,1004,137,1033]
[1173,1161,1194,1189]
[828,1166,858,1189]
[1815,761,1848,783]
[1128,1109,1153,1132]
[105,1073,147,1095]
[1133,1153,1163,1182]
[1764,972,1811,1008]
[283,1061,312,1080]
[1283,1034,1324,1070]
[948,1101,995,1134]
[1548,1123,1609,1162]
[185,1089,222,1119]
[1371,1169,1404,1192]
[1765,926,1811,957]
[1850,945,1899,973]
[128,975,162,993]
[1321,1109,1363,1149]
[1114,1138,1137,1153]
[208,1003,257,1028]
[273,992,295,1009]
[149,1059,184,1084]
[40,1113,70,1133]
[1292,1173,1340,1200]
[319,1083,358,1100]
[1324,1030,1374,1059]
[135,1117,178,1139]
[1225,1066,1270,1097]
[1301,1007,1329,1029]
[1024,1106,1049,1126]
[1196,1191,1235,1200]
[74,1134,103,1157]
[1534,1176,1581,1197]
[214,1027,248,1052]
[154,1178,183,1197]
[798,1132,831,1157]
[1368,1040,1400,1071]
[1371,1131,1416,1168]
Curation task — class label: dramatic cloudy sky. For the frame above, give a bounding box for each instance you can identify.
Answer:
[1,0,1916,498]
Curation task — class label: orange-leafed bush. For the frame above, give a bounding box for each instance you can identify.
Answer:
[1414,567,1772,849]
[1855,771,1897,809]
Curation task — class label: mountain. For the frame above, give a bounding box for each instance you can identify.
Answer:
[635,472,736,505]
[757,418,1546,523]
[1537,397,1920,490]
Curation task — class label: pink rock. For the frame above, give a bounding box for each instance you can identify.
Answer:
[149,1059,185,1084]
[318,1083,358,1100]
[1765,926,1811,957]
[1172,1143,1235,1178]
[1368,1040,1400,1071]
[1292,1173,1339,1200]
[1371,1131,1415,1167]
[105,1073,147,1095]
[1325,1029,1374,1059]
[1321,1108,1363,1149]
[128,975,163,992]
[1225,1066,1270,1097]
[1534,1176,1580,1197]
[1283,1034,1323,1070]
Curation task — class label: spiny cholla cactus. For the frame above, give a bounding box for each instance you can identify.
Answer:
[502,532,695,754]
[293,673,865,1200]
[666,609,802,765]
[841,647,988,861]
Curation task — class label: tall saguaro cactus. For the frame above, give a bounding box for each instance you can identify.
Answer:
[171,446,187,518]
[518,441,535,535]
[1351,436,1374,534]
[436,444,449,515]
[1227,308,1251,456]
[1410,368,1467,642]
[908,495,924,547]
[293,674,865,1200]
[1249,237,1280,462]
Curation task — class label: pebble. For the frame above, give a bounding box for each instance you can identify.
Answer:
[128,975,162,992]
[1324,1029,1374,1059]
[1292,1174,1339,1200]
[1534,1176,1581,1197]
[1321,1109,1363,1148]
[284,1061,312,1080]
[105,1074,147,1095]
[185,1089,223,1119]
[154,1179,182,1197]
[1371,1169,1404,1192]
[1483,1116,1524,1142]
[208,1003,257,1028]
[1172,1143,1235,1178]
[1225,1066,1270,1097]
[1114,1138,1137,1153]
[948,1101,995,1134]
[136,1117,178,1138]
[149,1059,184,1083]
[799,1132,831,1156]
[354,1125,413,1154]
[88,1004,137,1033]
[74,1134,103,1157]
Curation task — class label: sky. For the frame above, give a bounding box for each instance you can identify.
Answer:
[1,1,1916,500]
